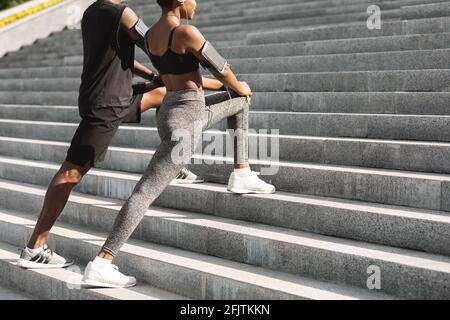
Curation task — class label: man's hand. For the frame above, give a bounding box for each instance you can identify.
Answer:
[134,60,156,81]
[153,73,164,87]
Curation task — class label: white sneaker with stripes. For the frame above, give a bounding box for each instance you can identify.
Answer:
[17,245,74,269]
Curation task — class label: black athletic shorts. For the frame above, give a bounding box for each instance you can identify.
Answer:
[66,92,144,167]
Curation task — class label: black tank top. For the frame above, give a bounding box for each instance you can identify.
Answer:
[78,0,135,109]
[147,26,200,75]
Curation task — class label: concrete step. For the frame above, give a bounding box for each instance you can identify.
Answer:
[0,193,447,299]
[2,91,450,115]
[247,16,450,44]
[6,39,246,61]
[101,10,406,41]
[3,49,450,73]
[7,101,450,134]
[0,208,394,300]
[2,0,448,301]
[140,4,383,30]
[17,8,402,53]
[134,0,394,16]
[15,20,450,62]
[133,0,303,15]
[119,2,251,18]
[0,89,447,115]
[0,282,33,300]
[171,11,400,34]
[4,131,450,175]
[1,177,449,259]
[109,1,408,30]
[248,112,450,142]
[2,154,450,213]
[3,32,450,66]
[12,32,243,57]
[197,0,300,8]
[36,1,404,39]
[13,10,448,59]
[191,0,401,18]
[155,32,450,59]
[0,91,78,106]
[402,2,450,20]
[9,12,440,59]
[2,69,450,92]
[4,104,450,142]
[250,92,450,114]
[3,105,450,142]
[0,242,187,300]
[130,0,328,10]
[42,0,443,43]
[240,70,450,92]
[100,0,450,32]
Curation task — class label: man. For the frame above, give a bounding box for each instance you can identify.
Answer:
[16,0,202,269]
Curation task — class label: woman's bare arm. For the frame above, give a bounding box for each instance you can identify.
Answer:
[202,77,224,90]
[180,25,252,98]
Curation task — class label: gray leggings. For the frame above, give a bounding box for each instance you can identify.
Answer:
[102,89,249,257]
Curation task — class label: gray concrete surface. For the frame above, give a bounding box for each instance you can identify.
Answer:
[0,0,450,300]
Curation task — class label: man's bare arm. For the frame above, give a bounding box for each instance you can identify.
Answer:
[120,7,150,50]
[120,8,140,42]
[134,60,156,81]
[120,8,159,82]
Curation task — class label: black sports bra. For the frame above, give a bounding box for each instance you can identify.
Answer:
[146,26,200,75]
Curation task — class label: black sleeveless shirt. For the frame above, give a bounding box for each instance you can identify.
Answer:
[78,0,135,109]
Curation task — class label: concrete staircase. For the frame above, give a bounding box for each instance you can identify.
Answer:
[0,0,449,300]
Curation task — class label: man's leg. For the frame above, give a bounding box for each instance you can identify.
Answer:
[27,160,91,249]
[140,86,166,113]
[26,86,186,250]
[18,113,120,269]
[82,91,207,288]
[17,159,91,269]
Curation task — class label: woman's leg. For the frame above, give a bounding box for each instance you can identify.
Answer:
[99,93,207,258]
[204,92,250,165]
[137,86,204,185]
[204,92,275,194]
[100,138,186,257]
[102,93,251,258]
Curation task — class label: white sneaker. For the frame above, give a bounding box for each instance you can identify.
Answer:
[227,172,276,194]
[171,168,204,184]
[17,245,74,269]
[82,261,137,288]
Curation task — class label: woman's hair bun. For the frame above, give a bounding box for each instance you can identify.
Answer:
[157,0,173,8]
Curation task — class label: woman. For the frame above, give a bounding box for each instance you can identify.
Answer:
[82,0,275,288]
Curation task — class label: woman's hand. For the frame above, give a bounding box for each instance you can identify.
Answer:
[236,81,252,103]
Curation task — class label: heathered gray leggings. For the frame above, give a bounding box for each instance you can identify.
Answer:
[102,89,249,257]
